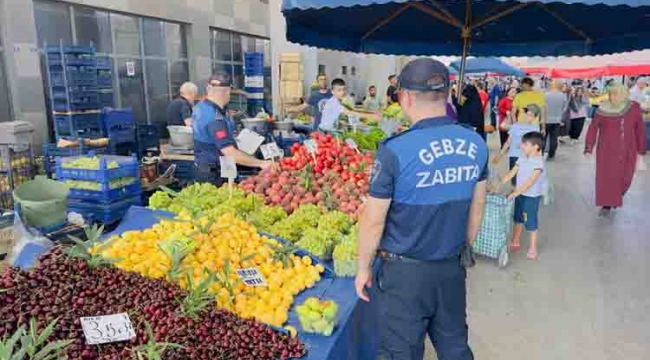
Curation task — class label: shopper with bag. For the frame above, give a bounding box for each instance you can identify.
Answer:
[498,87,517,148]
[584,82,647,217]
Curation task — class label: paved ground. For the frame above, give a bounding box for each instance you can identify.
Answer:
[425,128,650,360]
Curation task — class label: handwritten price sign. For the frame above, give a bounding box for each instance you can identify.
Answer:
[220,156,237,179]
[260,143,283,159]
[303,139,318,154]
[80,314,136,345]
[236,267,267,287]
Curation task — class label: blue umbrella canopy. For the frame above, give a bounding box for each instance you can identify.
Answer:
[282,0,650,57]
[449,57,525,76]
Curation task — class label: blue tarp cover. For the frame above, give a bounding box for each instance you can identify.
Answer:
[449,57,525,76]
[283,0,650,56]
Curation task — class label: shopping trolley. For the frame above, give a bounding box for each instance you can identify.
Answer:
[473,194,514,268]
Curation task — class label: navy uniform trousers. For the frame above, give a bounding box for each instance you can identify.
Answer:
[371,257,474,360]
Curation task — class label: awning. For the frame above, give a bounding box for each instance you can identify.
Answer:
[449,57,525,76]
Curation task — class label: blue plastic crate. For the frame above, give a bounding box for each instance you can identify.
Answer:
[101,108,134,130]
[44,46,95,54]
[47,53,95,67]
[97,74,112,87]
[98,91,114,108]
[54,112,102,137]
[42,143,108,177]
[53,100,99,112]
[96,56,112,70]
[56,154,139,182]
[51,86,98,99]
[67,181,141,203]
[136,124,160,155]
[68,195,142,224]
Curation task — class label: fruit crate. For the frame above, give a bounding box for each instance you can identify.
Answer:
[0,145,35,206]
[49,68,97,87]
[95,56,112,70]
[53,97,99,112]
[66,181,141,203]
[68,195,142,224]
[42,143,108,178]
[56,155,139,182]
[51,86,98,99]
[54,112,103,140]
[97,72,112,87]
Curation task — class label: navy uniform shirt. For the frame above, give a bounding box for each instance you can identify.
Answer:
[370,116,489,261]
[192,99,237,165]
[166,97,193,127]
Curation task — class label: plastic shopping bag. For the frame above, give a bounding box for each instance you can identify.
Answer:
[7,213,54,269]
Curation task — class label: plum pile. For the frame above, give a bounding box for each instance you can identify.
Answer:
[0,247,306,360]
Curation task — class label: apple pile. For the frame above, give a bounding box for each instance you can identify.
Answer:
[295,297,339,336]
[239,168,369,216]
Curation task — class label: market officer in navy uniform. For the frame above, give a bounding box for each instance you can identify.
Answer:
[355,59,488,360]
[192,73,273,184]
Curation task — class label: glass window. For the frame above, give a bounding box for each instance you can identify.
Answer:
[33,0,73,47]
[232,35,242,63]
[211,30,232,62]
[0,54,11,122]
[241,36,255,54]
[342,66,347,75]
[74,7,112,53]
[145,59,169,123]
[170,60,189,96]
[233,64,244,90]
[319,64,326,74]
[117,58,146,122]
[166,23,187,59]
[213,63,233,78]
[111,14,140,56]
[143,19,165,57]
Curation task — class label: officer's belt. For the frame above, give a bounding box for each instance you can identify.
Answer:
[377,250,458,264]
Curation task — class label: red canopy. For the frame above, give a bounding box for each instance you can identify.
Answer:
[522,64,650,78]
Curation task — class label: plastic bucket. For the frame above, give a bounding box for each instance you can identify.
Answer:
[168,126,193,148]
[13,177,69,229]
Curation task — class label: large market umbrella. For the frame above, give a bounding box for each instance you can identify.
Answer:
[449,57,525,76]
[283,0,650,85]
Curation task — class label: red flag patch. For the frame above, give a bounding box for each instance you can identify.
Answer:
[214,129,227,140]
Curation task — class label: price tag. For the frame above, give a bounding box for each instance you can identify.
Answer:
[236,267,267,287]
[260,143,283,160]
[80,313,136,345]
[220,156,237,179]
[345,138,358,150]
[304,139,318,154]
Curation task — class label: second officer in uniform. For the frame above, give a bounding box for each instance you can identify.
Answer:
[192,73,273,184]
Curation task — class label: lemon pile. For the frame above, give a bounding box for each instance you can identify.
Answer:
[94,212,324,327]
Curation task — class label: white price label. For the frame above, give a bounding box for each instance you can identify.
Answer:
[236,267,267,287]
[260,143,283,159]
[220,156,237,179]
[126,61,136,76]
[345,138,358,149]
[80,314,136,345]
[348,114,361,126]
[304,139,318,154]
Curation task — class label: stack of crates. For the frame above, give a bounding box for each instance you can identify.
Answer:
[96,56,114,108]
[45,45,102,140]
[0,122,36,211]
[101,108,136,155]
[55,155,141,224]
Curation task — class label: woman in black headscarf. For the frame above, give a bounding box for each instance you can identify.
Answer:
[454,84,486,140]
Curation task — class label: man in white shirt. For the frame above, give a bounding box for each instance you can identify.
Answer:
[630,77,648,104]
[320,78,379,132]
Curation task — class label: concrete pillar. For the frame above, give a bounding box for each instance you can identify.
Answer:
[0,0,48,147]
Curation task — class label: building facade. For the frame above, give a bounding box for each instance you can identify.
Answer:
[0,0,271,145]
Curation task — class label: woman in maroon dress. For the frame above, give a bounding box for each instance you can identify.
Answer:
[584,83,647,217]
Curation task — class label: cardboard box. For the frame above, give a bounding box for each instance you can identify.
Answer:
[280,81,304,100]
[280,53,302,63]
[281,62,304,81]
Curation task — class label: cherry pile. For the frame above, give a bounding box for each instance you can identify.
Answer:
[0,247,306,360]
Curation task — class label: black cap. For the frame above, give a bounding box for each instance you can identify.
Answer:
[208,72,232,88]
[398,58,450,92]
